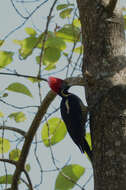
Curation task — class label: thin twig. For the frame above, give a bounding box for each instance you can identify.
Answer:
[11,90,56,190]
[0,158,33,190]
[23,169,33,190]
[66,8,81,77]
[0,72,47,82]
[3,0,49,40]
[10,0,27,19]
[10,76,85,189]
[82,173,93,189]
[0,158,17,166]
[33,134,43,189]
[1,122,8,189]
[0,126,26,137]
[15,0,42,3]
[38,0,58,76]
[70,47,83,76]
[0,99,38,109]
[45,117,85,190]
[37,0,58,103]
[20,177,32,189]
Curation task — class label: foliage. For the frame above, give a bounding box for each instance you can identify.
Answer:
[56,3,74,19]
[41,117,67,146]
[0,138,10,154]
[55,164,85,190]
[7,82,32,97]
[0,51,13,69]
[1,1,125,189]
[9,149,21,161]
[0,175,14,184]
[8,112,26,123]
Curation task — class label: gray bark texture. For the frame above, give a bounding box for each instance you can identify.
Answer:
[77,0,126,190]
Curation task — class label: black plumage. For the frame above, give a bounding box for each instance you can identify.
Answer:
[60,92,92,161]
[48,77,92,161]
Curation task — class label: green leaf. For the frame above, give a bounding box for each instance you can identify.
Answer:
[28,77,41,83]
[36,36,65,70]
[55,164,85,190]
[7,82,32,97]
[74,46,83,54]
[0,138,10,154]
[60,8,73,19]
[56,4,74,10]
[9,149,21,161]
[9,112,26,123]
[36,56,41,64]
[41,117,67,147]
[37,31,55,49]
[0,174,20,185]
[25,163,31,172]
[45,63,56,71]
[36,47,61,67]
[25,27,37,36]
[43,47,61,65]
[37,32,66,50]
[56,24,81,42]
[0,40,4,47]
[0,51,13,69]
[73,19,81,28]
[0,175,13,184]
[45,36,66,50]
[0,111,4,118]
[13,36,39,59]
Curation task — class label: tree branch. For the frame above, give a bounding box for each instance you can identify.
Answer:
[0,126,26,137]
[0,72,47,82]
[3,0,49,40]
[38,0,58,76]
[0,98,38,109]
[0,158,17,166]
[66,76,85,86]
[10,76,85,189]
[20,177,32,190]
[0,158,33,189]
[11,90,57,189]
[37,0,58,103]
[105,0,118,15]
[23,169,33,190]
[0,72,86,86]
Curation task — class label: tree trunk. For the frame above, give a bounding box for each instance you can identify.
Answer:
[77,0,126,189]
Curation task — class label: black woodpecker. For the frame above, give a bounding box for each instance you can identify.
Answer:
[48,76,92,161]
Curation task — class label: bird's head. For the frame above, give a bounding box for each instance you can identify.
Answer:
[48,77,70,95]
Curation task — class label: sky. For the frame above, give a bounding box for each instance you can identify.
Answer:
[0,0,125,190]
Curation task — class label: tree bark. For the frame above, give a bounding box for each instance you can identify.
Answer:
[77,0,126,189]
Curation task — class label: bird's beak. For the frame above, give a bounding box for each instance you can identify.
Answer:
[43,78,48,82]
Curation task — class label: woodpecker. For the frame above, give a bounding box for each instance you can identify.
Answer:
[48,76,92,161]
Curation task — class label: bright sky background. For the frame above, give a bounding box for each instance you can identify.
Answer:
[0,0,125,190]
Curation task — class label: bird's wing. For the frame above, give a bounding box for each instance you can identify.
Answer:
[60,94,87,136]
[79,99,88,126]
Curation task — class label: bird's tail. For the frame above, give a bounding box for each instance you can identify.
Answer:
[79,138,93,162]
